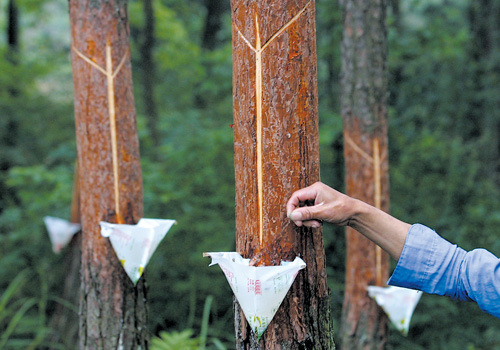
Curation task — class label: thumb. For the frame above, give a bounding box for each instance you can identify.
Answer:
[289,202,324,223]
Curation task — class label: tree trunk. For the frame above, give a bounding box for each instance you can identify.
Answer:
[231,0,335,348]
[68,0,147,348]
[339,0,389,349]
[48,164,81,347]
[0,0,20,216]
[140,0,160,147]
[468,0,500,178]
[6,0,18,61]
[202,0,230,50]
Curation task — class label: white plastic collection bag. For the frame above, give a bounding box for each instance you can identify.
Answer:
[100,218,175,285]
[43,216,81,253]
[367,285,422,335]
[206,252,306,338]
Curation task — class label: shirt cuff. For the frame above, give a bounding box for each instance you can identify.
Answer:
[388,223,447,292]
[388,223,500,318]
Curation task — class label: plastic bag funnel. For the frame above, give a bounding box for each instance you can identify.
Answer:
[43,216,81,253]
[206,252,306,338]
[100,218,175,285]
[367,285,422,335]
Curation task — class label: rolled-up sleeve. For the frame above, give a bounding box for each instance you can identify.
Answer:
[388,224,500,319]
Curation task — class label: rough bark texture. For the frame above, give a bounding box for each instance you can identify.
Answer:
[339,0,389,349]
[48,165,81,347]
[69,0,147,348]
[231,0,335,348]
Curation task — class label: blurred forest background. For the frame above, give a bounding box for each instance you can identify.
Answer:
[1,0,500,348]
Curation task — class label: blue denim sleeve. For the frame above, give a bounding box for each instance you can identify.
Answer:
[387,224,500,319]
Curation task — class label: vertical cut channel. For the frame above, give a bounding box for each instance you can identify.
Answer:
[105,43,122,223]
[235,2,311,247]
[255,14,264,246]
[73,43,128,224]
[373,138,382,286]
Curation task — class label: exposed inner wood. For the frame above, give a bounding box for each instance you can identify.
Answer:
[255,14,264,246]
[260,1,311,52]
[72,43,128,224]
[235,1,311,247]
[345,134,385,286]
[345,134,373,163]
[105,43,121,223]
[373,138,382,286]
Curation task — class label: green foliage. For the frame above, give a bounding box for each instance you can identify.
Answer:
[1,0,500,348]
[152,330,202,350]
[151,296,228,350]
[385,0,500,348]
[0,269,66,349]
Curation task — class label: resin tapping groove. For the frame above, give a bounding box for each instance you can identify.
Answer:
[345,134,385,286]
[73,42,128,224]
[373,138,382,286]
[235,1,311,246]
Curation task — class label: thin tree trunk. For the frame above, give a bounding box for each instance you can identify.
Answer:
[468,0,500,179]
[339,0,389,349]
[48,164,81,347]
[141,0,160,147]
[68,0,147,348]
[0,0,20,216]
[231,0,335,348]
[202,0,229,50]
[6,0,18,62]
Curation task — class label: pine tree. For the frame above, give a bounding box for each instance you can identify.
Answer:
[231,0,335,348]
[340,0,390,348]
[69,0,147,348]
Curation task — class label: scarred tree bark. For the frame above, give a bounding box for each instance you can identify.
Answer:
[231,0,335,348]
[69,0,147,348]
[340,0,389,349]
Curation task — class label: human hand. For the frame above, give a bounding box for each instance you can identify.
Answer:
[286,182,358,228]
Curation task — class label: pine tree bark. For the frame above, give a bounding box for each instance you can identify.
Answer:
[231,0,335,348]
[339,0,389,349]
[69,0,147,348]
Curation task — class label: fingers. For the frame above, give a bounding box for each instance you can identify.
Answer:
[302,220,323,228]
[286,182,322,216]
[288,202,325,227]
[287,182,354,228]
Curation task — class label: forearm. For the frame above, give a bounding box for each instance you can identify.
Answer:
[348,199,411,260]
[287,182,411,259]
[388,224,500,318]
